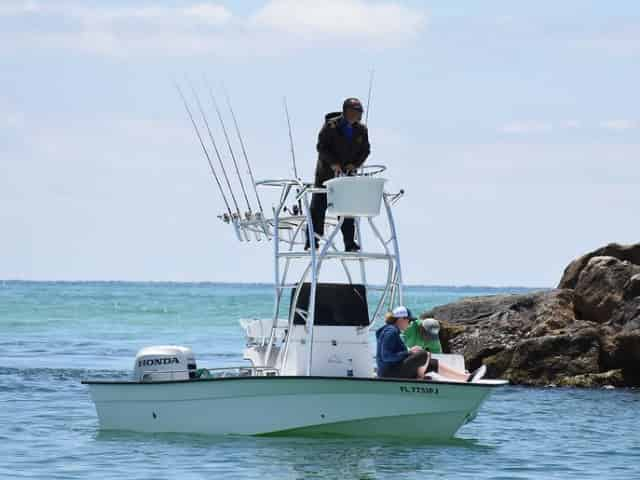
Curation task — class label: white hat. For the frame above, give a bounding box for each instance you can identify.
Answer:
[391,306,416,320]
[421,318,440,337]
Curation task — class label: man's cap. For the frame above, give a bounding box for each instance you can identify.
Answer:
[343,97,364,112]
[391,305,416,320]
[421,318,440,337]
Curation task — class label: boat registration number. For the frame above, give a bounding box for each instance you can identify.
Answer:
[400,385,439,395]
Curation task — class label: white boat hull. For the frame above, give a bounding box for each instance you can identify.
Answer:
[84,376,504,440]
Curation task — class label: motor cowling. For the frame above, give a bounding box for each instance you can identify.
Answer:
[133,345,197,382]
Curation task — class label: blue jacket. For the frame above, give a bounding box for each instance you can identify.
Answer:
[376,324,409,376]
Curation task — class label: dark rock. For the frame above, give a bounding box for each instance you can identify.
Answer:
[425,289,577,348]
[558,369,626,388]
[437,321,466,353]
[611,298,640,331]
[608,331,640,383]
[422,245,640,387]
[505,330,600,385]
[573,256,640,324]
[623,273,640,300]
[482,349,514,380]
[558,242,640,289]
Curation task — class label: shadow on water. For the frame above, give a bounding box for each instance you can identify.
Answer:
[94,430,493,478]
[95,428,490,449]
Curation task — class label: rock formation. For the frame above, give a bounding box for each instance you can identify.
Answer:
[423,243,640,387]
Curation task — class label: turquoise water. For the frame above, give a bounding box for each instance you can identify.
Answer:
[1,282,638,479]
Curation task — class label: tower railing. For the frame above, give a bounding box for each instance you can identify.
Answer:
[228,172,406,376]
[175,83,403,376]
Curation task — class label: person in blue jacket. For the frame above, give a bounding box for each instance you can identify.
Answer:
[376,306,485,381]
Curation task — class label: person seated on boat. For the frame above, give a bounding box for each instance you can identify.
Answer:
[402,316,443,353]
[305,97,370,252]
[376,306,485,382]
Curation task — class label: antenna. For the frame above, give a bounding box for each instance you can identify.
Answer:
[283,97,299,179]
[365,68,375,125]
[174,82,233,217]
[223,86,264,215]
[205,80,253,215]
[187,80,243,218]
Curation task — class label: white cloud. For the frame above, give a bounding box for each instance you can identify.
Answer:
[0,0,39,16]
[250,0,426,40]
[66,4,232,28]
[0,0,426,57]
[0,2,236,56]
[500,121,553,134]
[600,120,637,131]
[0,1,232,25]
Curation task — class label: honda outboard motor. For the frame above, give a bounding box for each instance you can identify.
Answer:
[133,345,197,382]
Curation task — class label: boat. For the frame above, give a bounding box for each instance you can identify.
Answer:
[83,90,507,440]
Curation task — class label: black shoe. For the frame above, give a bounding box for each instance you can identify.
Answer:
[304,239,319,251]
[345,242,360,252]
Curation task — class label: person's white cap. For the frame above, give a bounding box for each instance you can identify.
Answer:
[391,306,415,320]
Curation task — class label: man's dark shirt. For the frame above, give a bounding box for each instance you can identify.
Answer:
[314,112,370,186]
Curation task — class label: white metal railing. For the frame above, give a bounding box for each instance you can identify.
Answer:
[199,366,280,378]
[138,366,279,382]
[211,168,405,378]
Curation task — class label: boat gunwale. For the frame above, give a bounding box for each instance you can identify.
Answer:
[81,375,506,388]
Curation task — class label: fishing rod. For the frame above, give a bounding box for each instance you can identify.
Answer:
[205,80,253,215]
[355,68,375,261]
[223,87,265,216]
[187,81,243,220]
[365,68,375,125]
[283,97,299,180]
[174,82,233,219]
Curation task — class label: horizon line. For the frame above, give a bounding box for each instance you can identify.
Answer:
[0,279,548,290]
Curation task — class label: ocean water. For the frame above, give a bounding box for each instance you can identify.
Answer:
[1,281,639,479]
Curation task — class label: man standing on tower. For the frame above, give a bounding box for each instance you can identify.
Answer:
[305,97,371,251]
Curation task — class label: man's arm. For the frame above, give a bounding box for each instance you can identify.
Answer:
[353,125,370,168]
[317,123,340,171]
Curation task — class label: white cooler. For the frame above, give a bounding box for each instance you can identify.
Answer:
[324,176,387,217]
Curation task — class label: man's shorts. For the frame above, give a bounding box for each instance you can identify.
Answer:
[381,351,439,379]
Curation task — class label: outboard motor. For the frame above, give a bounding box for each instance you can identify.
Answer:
[133,345,197,382]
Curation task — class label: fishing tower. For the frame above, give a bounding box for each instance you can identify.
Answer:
[176,82,405,378]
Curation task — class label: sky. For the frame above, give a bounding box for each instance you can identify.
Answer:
[1,0,639,287]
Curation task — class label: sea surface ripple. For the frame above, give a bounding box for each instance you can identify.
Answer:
[1,282,638,479]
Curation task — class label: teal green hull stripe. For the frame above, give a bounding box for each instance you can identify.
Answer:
[258,411,473,440]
